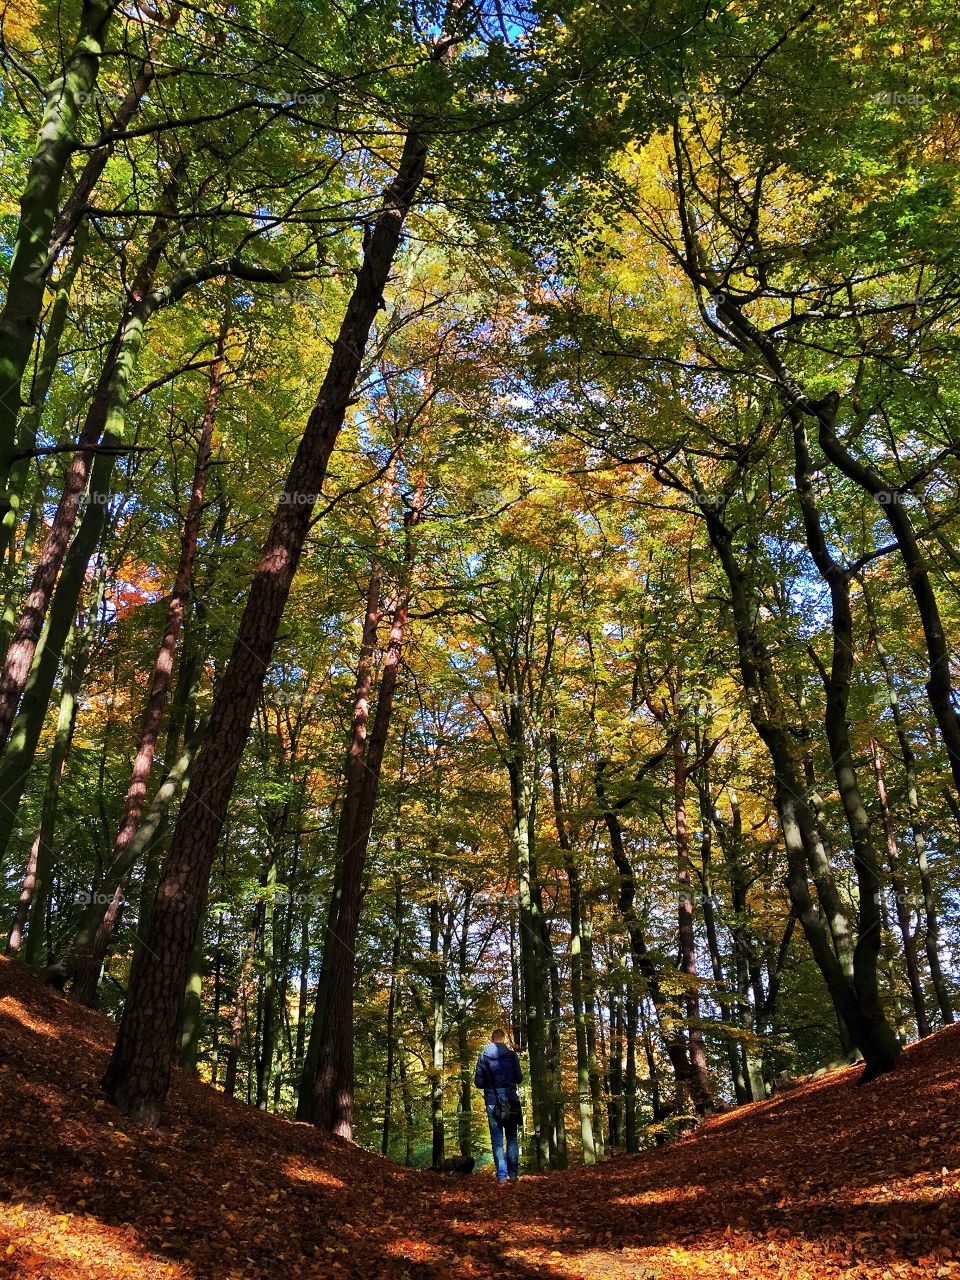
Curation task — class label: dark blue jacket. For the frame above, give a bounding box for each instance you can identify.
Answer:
[474,1041,522,1101]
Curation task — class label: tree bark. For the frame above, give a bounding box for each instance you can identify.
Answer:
[672,734,711,1104]
[0,203,174,751]
[67,336,222,1003]
[596,764,703,1109]
[297,455,397,1118]
[870,740,929,1037]
[607,985,622,1147]
[861,581,954,1025]
[702,497,900,1079]
[0,0,114,500]
[382,878,403,1157]
[454,883,473,1162]
[102,113,435,1124]
[313,475,425,1137]
[792,418,901,1076]
[0,229,86,571]
[5,631,80,958]
[549,725,596,1162]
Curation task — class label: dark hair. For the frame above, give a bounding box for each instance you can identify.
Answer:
[491,1028,507,1042]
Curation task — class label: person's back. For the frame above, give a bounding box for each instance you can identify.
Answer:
[474,1029,522,1182]
[475,1040,522,1097]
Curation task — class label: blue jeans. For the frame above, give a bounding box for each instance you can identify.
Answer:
[485,1101,519,1180]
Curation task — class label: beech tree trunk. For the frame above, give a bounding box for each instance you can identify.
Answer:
[672,736,711,1105]
[454,882,473,1162]
[623,970,639,1152]
[0,0,113,500]
[549,724,596,1162]
[544,926,568,1167]
[607,985,622,1147]
[792,418,901,1076]
[693,765,749,1103]
[382,878,403,1157]
[862,583,954,1026]
[710,286,960,800]
[596,764,705,1110]
[297,456,396,1119]
[870,740,930,1037]
[702,498,901,1080]
[5,633,79,958]
[0,206,174,754]
[0,229,86,570]
[814,407,960,801]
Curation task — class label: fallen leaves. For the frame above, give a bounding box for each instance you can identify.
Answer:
[1,956,959,1280]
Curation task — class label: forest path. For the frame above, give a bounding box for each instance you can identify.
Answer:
[1,957,958,1280]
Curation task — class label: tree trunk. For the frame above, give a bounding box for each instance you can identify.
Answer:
[672,737,711,1104]
[509,906,523,1051]
[548,723,595,1162]
[581,908,605,1157]
[792,418,901,1077]
[382,878,403,1157]
[607,986,622,1148]
[508,757,552,1170]
[870,740,930,1037]
[428,894,447,1170]
[0,507,115,870]
[596,765,701,1109]
[455,883,473,1162]
[256,855,278,1108]
[297,456,397,1118]
[813,406,960,800]
[0,229,87,570]
[398,1041,414,1166]
[295,873,340,1121]
[179,914,206,1073]
[694,775,749,1103]
[66,339,222,1003]
[295,912,310,1076]
[312,476,425,1137]
[623,970,639,1153]
[702,497,900,1079]
[862,582,954,1025]
[544,924,568,1167]
[102,112,435,1125]
[224,916,259,1099]
[707,292,960,799]
[0,202,176,753]
[46,6,182,266]
[0,0,113,499]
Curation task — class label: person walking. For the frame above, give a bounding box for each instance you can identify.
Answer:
[474,1027,522,1183]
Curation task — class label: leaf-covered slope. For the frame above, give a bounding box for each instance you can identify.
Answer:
[1,956,958,1280]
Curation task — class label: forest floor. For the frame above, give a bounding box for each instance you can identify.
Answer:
[1,959,958,1280]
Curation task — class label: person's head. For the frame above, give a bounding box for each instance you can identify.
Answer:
[491,1028,507,1044]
